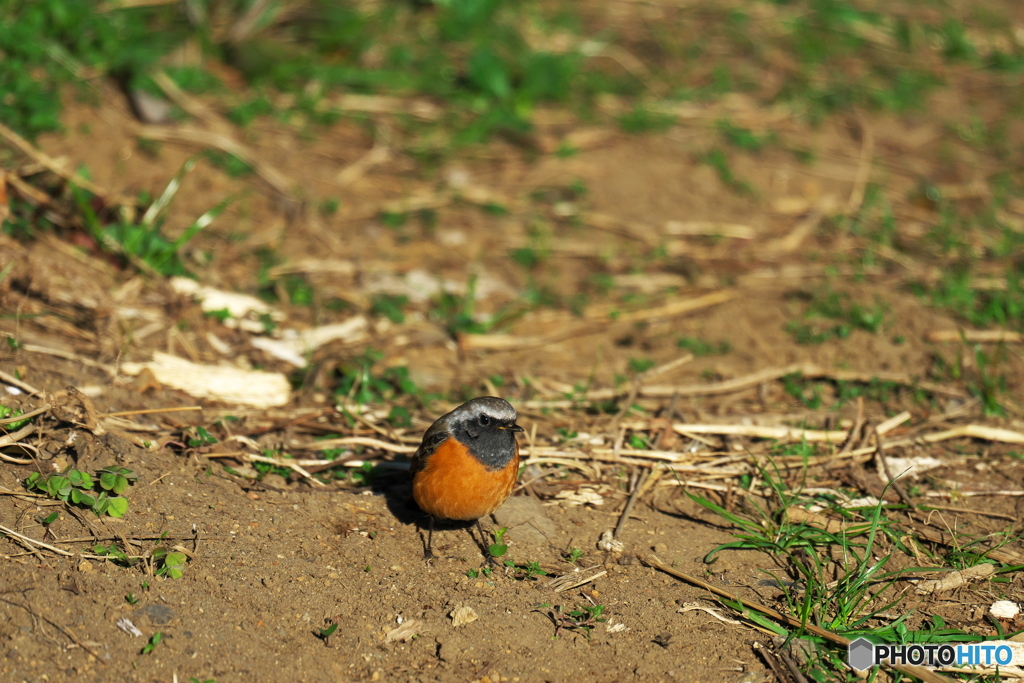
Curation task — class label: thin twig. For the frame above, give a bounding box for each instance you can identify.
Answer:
[20,344,116,375]
[613,469,649,541]
[868,424,915,509]
[0,120,132,208]
[0,444,38,464]
[246,453,326,486]
[344,409,399,440]
[926,329,1023,343]
[52,534,226,544]
[0,403,50,425]
[289,436,417,453]
[669,423,849,442]
[0,524,74,556]
[639,353,695,382]
[522,362,963,406]
[0,486,50,499]
[461,290,736,351]
[99,406,202,418]
[844,112,875,215]
[136,124,294,199]
[889,424,1024,447]
[0,368,43,397]
[0,423,38,450]
[837,397,865,456]
[917,505,1015,521]
[4,528,49,565]
[0,597,107,664]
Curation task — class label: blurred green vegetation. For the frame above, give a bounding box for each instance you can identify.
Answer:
[6,0,1021,145]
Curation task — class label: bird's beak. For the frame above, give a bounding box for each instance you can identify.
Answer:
[501,423,525,433]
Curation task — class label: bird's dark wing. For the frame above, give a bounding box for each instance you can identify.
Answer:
[409,424,450,475]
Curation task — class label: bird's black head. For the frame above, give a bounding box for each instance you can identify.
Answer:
[448,396,523,470]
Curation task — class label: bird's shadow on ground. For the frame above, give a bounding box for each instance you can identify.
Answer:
[379,479,487,559]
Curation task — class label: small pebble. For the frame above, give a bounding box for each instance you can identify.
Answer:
[450,605,479,627]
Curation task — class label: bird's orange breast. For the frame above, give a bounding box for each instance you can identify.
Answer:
[412,437,519,521]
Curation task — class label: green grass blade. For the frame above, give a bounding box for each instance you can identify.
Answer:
[140,156,199,230]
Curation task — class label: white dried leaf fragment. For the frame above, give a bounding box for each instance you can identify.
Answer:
[555,487,605,506]
[115,617,143,637]
[120,352,290,408]
[991,601,1021,620]
[915,564,995,595]
[385,619,422,643]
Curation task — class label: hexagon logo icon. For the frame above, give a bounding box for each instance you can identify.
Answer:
[848,638,875,672]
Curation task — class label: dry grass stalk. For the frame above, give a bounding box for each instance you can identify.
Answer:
[546,567,607,592]
[136,124,294,199]
[151,70,229,132]
[0,425,39,463]
[99,406,202,418]
[245,453,325,487]
[523,363,959,405]
[923,489,1024,498]
[0,368,43,397]
[290,437,417,454]
[891,424,1024,446]
[0,403,50,425]
[331,93,441,121]
[0,523,75,557]
[927,329,1024,343]
[0,121,134,207]
[20,343,117,375]
[918,504,1015,521]
[670,423,849,442]
[462,291,735,352]
[766,211,823,254]
[664,220,756,239]
[844,113,875,216]
[613,469,649,541]
[0,596,108,664]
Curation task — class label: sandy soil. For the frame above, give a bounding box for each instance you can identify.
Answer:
[3,12,1024,680]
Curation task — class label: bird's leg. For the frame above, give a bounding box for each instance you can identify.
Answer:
[423,516,436,561]
[475,519,501,566]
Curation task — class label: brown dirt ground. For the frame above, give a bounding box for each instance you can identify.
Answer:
[4,10,1024,680]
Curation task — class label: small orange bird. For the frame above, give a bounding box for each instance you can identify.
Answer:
[410,396,524,559]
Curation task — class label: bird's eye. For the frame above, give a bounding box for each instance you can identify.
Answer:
[479,414,491,426]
